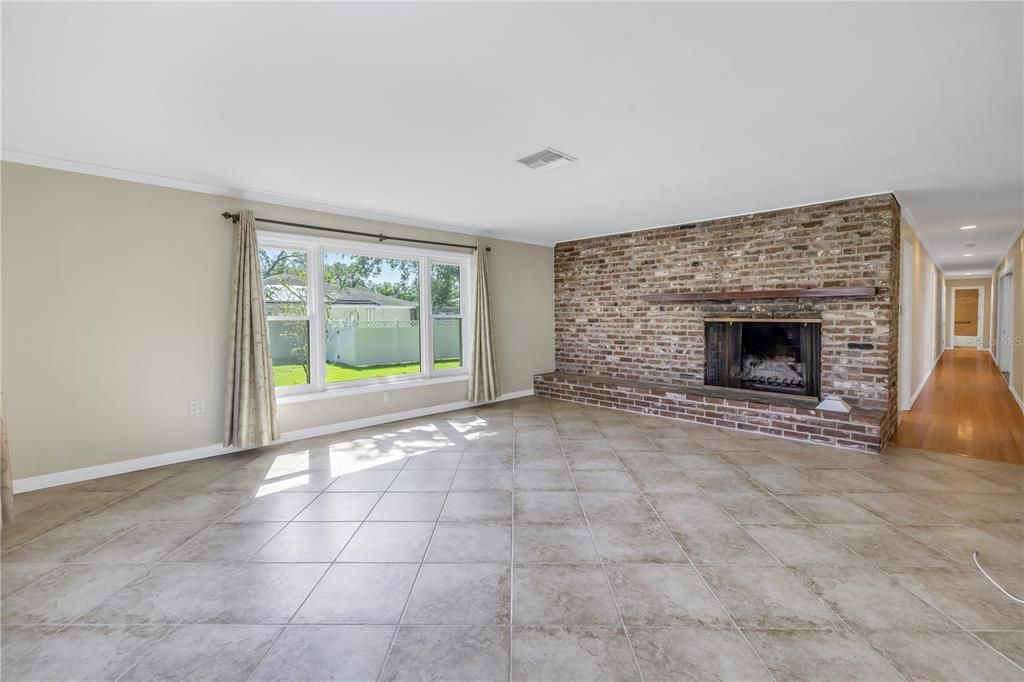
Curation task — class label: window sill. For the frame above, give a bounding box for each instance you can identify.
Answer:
[276,373,469,405]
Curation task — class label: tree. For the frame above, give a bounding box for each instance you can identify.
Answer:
[324,255,420,302]
[430,264,460,313]
[261,249,310,383]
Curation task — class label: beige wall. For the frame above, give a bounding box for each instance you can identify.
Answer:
[899,221,944,409]
[991,232,1024,401]
[944,278,992,349]
[1,162,555,480]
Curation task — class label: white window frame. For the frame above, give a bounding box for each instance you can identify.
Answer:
[259,238,319,398]
[258,229,473,399]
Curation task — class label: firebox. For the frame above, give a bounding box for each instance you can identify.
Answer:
[704,320,821,398]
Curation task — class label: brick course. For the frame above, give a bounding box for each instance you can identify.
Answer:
[534,371,884,452]
[536,194,901,452]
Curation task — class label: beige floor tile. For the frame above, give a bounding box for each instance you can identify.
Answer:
[250,521,358,562]
[865,630,1024,681]
[81,563,326,625]
[606,563,731,627]
[514,491,586,524]
[336,522,435,563]
[974,630,1024,668]
[120,624,280,681]
[381,625,509,681]
[744,524,867,567]
[513,565,620,626]
[670,522,776,566]
[1,624,172,681]
[745,629,903,681]
[630,626,772,681]
[790,565,956,632]
[698,565,842,630]
[250,625,394,681]
[2,564,149,624]
[403,563,510,625]
[293,563,417,624]
[425,522,511,563]
[9,398,1021,681]
[890,566,1024,630]
[513,523,600,564]
[512,626,639,681]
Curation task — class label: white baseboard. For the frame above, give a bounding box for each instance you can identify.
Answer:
[1011,385,1024,416]
[905,352,943,411]
[12,389,535,493]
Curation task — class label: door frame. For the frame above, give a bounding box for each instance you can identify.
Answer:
[950,285,985,349]
[997,267,1015,373]
[899,240,915,411]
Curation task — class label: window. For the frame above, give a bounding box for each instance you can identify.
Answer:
[262,247,312,388]
[431,263,463,370]
[259,232,471,397]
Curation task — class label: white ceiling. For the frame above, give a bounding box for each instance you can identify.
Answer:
[3,2,1021,272]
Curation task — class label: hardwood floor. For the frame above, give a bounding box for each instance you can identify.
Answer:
[894,348,1024,464]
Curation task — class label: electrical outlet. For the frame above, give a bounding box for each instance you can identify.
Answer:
[383,392,390,403]
[188,399,206,416]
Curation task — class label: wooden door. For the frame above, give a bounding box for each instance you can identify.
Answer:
[953,289,981,346]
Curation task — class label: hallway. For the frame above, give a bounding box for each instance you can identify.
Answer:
[894,349,1024,464]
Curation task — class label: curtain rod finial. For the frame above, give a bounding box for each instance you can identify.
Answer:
[221,211,240,223]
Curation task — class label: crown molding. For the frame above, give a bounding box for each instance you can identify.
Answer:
[0,149,556,248]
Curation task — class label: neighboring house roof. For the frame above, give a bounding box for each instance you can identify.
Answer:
[327,286,417,307]
[263,276,417,308]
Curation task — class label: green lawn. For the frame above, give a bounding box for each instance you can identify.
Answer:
[274,359,460,387]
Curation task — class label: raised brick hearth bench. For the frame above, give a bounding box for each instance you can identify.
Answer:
[534,371,887,452]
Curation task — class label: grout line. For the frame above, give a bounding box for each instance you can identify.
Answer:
[669,440,920,679]
[745,475,1024,673]
[704,440,1023,674]
[373,450,461,681]
[8,398,1022,678]
[507,411,524,682]
[244,452,409,681]
[113,622,182,682]
[607,419,780,682]
[549,407,648,682]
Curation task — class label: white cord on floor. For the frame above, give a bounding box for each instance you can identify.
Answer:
[973,551,1024,605]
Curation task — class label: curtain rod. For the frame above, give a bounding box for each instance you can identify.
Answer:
[220,212,490,252]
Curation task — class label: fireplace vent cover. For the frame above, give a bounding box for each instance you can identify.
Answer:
[516,147,577,171]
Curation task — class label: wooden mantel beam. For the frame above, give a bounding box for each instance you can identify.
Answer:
[642,287,877,303]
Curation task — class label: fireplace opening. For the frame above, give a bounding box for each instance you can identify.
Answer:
[705,320,821,398]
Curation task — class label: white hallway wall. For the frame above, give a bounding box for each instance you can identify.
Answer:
[899,218,945,412]
[991,232,1024,409]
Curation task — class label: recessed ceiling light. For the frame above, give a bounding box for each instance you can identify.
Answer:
[960,225,977,230]
[962,253,974,257]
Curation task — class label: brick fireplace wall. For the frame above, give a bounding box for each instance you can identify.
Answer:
[535,194,901,451]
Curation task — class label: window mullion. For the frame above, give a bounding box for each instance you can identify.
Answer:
[422,257,432,379]
[312,245,325,393]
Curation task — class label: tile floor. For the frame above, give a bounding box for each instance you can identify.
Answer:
[2,396,1023,681]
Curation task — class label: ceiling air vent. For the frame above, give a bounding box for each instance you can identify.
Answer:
[516,147,577,171]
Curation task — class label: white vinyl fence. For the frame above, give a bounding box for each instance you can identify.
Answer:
[299,320,462,367]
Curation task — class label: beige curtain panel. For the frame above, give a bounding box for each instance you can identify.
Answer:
[469,245,500,402]
[0,388,13,528]
[224,209,280,448]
